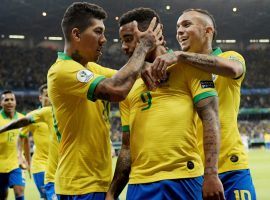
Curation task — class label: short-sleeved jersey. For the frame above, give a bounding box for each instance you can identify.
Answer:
[197,48,248,173]
[120,62,217,184]
[47,52,117,194]
[0,110,24,173]
[20,108,51,174]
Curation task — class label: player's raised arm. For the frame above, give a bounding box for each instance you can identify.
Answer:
[195,96,225,200]
[94,17,163,102]
[0,117,32,134]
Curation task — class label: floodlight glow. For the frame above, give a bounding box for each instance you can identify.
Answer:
[42,12,47,16]
[9,35,25,39]
[259,39,269,43]
[113,39,119,42]
[115,16,119,20]
[48,36,63,41]
[233,7,237,12]
[166,5,171,10]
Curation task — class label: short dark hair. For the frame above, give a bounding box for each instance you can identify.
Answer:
[1,90,14,101]
[119,7,160,32]
[39,84,47,95]
[61,2,107,41]
[183,8,217,40]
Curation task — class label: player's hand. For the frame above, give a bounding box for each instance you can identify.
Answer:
[203,174,225,200]
[150,51,179,81]
[18,156,30,170]
[134,17,163,52]
[141,62,160,90]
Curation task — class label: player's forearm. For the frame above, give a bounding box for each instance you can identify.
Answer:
[94,44,149,102]
[17,136,24,158]
[0,117,31,133]
[23,137,31,166]
[196,96,220,175]
[108,147,131,198]
[175,51,243,78]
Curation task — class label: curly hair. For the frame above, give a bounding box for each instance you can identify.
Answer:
[61,2,107,41]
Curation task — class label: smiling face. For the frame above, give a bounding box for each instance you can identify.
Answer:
[1,93,16,115]
[176,11,214,53]
[72,18,107,63]
[119,22,138,58]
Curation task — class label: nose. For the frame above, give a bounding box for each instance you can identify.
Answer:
[177,26,184,37]
[121,43,129,53]
[100,34,107,45]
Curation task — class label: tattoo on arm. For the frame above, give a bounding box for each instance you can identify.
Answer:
[196,96,220,175]
[94,44,148,102]
[181,52,217,69]
[108,132,131,198]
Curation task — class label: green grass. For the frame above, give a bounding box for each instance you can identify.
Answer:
[8,149,270,200]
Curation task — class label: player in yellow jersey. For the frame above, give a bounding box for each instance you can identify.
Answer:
[106,8,224,200]
[17,84,50,199]
[149,8,256,200]
[47,2,163,199]
[0,91,25,200]
[0,103,56,200]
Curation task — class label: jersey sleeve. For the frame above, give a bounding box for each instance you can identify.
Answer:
[220,51,246,81]
[86,62,117,78]
[54,61,106,102]
[120,99,130,132]
[184,65,218,104]
[20,126,31,138]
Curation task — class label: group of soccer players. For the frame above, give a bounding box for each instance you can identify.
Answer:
[0,1,257,200]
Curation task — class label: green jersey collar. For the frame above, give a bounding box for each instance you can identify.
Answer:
[0,109,18,119]
[58,52,72,60]
[211,47,222,56]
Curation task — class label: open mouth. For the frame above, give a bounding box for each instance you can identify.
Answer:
[180,38,188,43]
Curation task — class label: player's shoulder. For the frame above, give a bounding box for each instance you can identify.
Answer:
[37,106,53,116]
[16,111,25,118]
[87,62,117,77]
[219,50,245,62]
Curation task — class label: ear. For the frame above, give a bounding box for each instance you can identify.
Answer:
[205,26,214,35]
[38,95,42,103]
[71,28,81,42]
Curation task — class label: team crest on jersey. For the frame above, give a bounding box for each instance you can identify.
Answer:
[76,69,94,83]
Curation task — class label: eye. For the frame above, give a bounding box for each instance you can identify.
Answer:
[124,36,133,43]
[183,22,191,28]
[94,29,103,35]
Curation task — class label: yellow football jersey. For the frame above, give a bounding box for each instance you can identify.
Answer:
[120,62,217,184]
[20,108,51,174]
[197,48,248,173]
[47,52,116,194]
[45,121,59,184]
[26,106,58,185]
[0,110,24,173]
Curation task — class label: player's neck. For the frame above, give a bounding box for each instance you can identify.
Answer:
[64,45,88,66]
[4,110,15,119]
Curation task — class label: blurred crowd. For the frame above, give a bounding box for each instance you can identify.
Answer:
[238,120,270,140]
[0,45,270,142]
[1,45,270,90]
